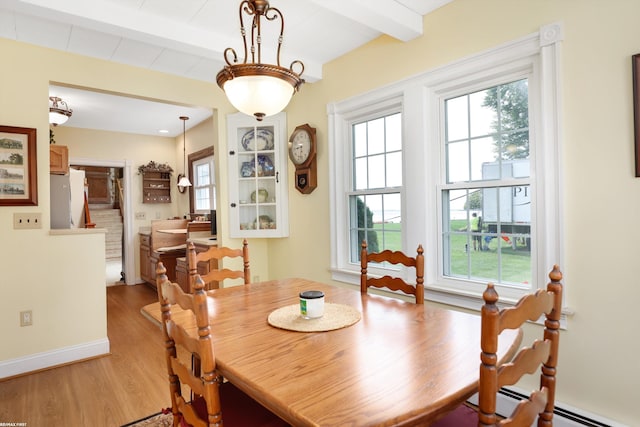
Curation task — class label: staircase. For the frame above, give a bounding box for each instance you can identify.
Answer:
[90,208,123,259]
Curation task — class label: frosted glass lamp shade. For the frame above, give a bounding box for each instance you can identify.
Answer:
[177,175,192,188]
[49,112,69,125]
[222,75,294,119]
[49,96,72,126]
[215,1,305,121]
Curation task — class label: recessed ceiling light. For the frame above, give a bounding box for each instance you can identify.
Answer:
[158,129,169,134]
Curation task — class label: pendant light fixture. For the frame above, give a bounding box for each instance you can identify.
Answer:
[216,0,305,121]
[177,116,192,191]
[49,96,73,126]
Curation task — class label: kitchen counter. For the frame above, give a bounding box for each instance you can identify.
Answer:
[188,236,217,247]
[139,219,188,287]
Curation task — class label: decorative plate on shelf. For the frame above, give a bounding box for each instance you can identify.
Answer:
[255,215,275,229]
[240,161,254,177]
[251,155,275,177]
[241,128,274,151]
[251,188,269,203]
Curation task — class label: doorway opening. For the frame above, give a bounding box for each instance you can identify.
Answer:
[73,165,125,285]
[70,158,135,286]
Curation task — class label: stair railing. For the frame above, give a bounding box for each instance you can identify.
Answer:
[84,183,96,228]
[116,178,124,219]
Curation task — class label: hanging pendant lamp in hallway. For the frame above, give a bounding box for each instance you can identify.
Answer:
[177,116,192,191]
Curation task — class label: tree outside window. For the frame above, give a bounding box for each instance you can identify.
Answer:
[349,113,402,265]
[442,79,531,286]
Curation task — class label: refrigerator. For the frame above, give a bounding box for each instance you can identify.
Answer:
[50,168,86,229]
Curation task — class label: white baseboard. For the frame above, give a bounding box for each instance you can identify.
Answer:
[468,387,626,427]
[0,338,110,379]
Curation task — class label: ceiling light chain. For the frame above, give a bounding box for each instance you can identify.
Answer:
[177,116,192,190]
[217,0,305,121]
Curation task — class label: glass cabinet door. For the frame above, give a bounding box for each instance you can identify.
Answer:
[227,112,289,238]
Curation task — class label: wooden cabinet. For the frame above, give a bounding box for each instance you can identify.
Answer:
[140,241,185,290]
[227,112,289,238]
[139,163,172,204]
[175,257,189,293]
[139,219,189,289]
[176,241,219,292]
[82,166,112,204]
[139,233,152,284]
[149,250,183,287]
[50,145,69,175]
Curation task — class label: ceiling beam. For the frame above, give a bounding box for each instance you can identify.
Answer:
[15,0,229,57]
[14,0,324,81]
[307,0,423,42]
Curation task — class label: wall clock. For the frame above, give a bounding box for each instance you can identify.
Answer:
[288,124,317,194]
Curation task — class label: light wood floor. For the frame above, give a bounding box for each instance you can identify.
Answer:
[0,284,170,426]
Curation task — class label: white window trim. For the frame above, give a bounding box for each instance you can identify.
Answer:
[328,23,564,310]
[328,95,409,284]
[192,155,215,214]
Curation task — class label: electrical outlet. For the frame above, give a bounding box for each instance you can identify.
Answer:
[135,212,146,220]
[253,275,260,283]
[20,310,32,326]
[13,213,42,229]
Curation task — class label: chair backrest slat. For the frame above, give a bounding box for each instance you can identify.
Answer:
[187,239,250,291]
[499,289,555,332]
[169,352,204,396]
[497,339,551,388]
[360,240,425,304]
[504,388,549,427]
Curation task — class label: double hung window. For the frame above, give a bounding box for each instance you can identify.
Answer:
[442,79,532,287]
[192,155,215,214]
[349,112,403,264]
[329,24,562,306]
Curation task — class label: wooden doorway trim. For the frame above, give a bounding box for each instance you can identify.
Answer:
[187,146,214,212]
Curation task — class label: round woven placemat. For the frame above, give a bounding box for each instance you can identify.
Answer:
[267,303,361,332]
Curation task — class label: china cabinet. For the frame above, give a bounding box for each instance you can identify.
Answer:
[226,112,289,238]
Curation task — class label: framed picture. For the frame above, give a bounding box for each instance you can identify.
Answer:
[633,54,640,177]
[0,126,38,206]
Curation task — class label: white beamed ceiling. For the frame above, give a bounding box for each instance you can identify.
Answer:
[0,0,453,136]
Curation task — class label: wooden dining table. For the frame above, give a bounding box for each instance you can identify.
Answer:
[145,277,522,426]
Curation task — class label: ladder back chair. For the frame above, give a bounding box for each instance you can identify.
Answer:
[155,262,287,427]
[432,265,563,427]
[187,239,250,291]
[360,240,425,304]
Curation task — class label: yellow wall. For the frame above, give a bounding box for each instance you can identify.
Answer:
[1,0,639,423]
[276,0,640,424]
[0,39,237,365]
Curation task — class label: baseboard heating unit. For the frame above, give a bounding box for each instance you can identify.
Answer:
[466,387,627,427]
